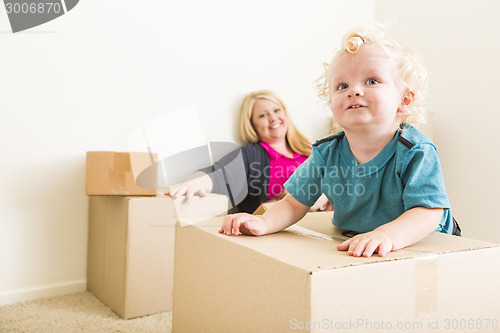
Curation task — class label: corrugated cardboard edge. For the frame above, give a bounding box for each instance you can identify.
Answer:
[318,244,500,271]
[288,225,500,272]
[189,217,500,273]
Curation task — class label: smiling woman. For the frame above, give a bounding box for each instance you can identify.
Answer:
[168,90,330,213]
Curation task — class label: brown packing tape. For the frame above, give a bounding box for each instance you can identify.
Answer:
[114,153,132,172]
[286,225,347,244]
[289,225,443,258]
[111,153,130,193]
[109,170,127,194]
[414,256,439,316]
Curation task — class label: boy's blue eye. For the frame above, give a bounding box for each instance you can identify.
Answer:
[366,78,379,85]
[337,83,348,90]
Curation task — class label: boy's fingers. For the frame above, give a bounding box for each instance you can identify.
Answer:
[350,238,369,257]
[221,214,249,236]
[337,239,351,251]
[377,242,392,257]
[363,240,380,257]
[241,222,252,234]
[234,215,256,235]
[232,217,243,236]
[221,216,234,235]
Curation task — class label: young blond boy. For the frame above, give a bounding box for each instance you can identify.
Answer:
[220,25,458,257]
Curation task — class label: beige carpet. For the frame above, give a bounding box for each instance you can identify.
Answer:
[0,292,172,333]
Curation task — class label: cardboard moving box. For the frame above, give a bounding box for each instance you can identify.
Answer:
[173,212,500,333]
[86,151,157,196]
[87,194,227,319]
[252,201,277,215]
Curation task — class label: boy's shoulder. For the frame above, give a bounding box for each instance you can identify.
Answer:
[397,124,433,149]
[313,131,345,148]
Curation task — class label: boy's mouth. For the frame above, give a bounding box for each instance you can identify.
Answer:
[347,104,364,110]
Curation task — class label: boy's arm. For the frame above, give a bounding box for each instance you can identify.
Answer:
[337,207,443,257]
[219,194,310,236]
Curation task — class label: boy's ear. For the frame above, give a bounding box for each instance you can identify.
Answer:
[398,89,415,114]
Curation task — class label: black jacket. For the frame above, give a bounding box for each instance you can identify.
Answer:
[200,143,270,213]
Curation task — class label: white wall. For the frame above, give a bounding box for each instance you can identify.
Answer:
[376,0,500,243]
[0,0,375,305]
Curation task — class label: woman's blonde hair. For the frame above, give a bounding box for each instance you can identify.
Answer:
[315,24,429,132]
[239,90,312,156]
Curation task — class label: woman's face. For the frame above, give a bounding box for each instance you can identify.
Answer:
[251,98,288,144]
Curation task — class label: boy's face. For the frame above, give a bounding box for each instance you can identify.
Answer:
[329,45,410,135]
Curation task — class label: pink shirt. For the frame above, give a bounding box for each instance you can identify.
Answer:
[260,141,308,200]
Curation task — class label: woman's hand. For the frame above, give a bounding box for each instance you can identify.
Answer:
[219,213,267,236]
[167,172,213,202]
[337,230,394,257]
[309,193,332,212]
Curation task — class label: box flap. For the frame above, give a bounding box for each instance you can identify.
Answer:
[252,201,277,215]
[191,213,499,273]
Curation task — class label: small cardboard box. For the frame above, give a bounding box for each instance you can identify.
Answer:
[253,200,334,215]
[252,201,277,215]
[87,194,227,319]
[173,212,500,333]
[86,151,157,196]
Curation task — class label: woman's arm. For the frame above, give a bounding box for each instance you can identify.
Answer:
[167,171,213,202]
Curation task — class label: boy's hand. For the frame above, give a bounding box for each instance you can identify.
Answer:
[219,213,267,236]
[337,230,394,257]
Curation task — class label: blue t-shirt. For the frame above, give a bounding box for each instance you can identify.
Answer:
[284,124,454,234]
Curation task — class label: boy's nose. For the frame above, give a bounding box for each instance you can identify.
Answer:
[347,86,363,98]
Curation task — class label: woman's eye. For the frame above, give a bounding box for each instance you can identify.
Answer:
[337,83,348,90]
[366,78,379,85]
[274,108,281,113]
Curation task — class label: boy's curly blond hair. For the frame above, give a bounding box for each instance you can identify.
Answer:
[315,24,429,131]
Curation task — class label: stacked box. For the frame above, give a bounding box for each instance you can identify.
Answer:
[87,194,227,319]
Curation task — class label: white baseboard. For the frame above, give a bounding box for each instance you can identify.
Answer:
[0,280,87,306]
